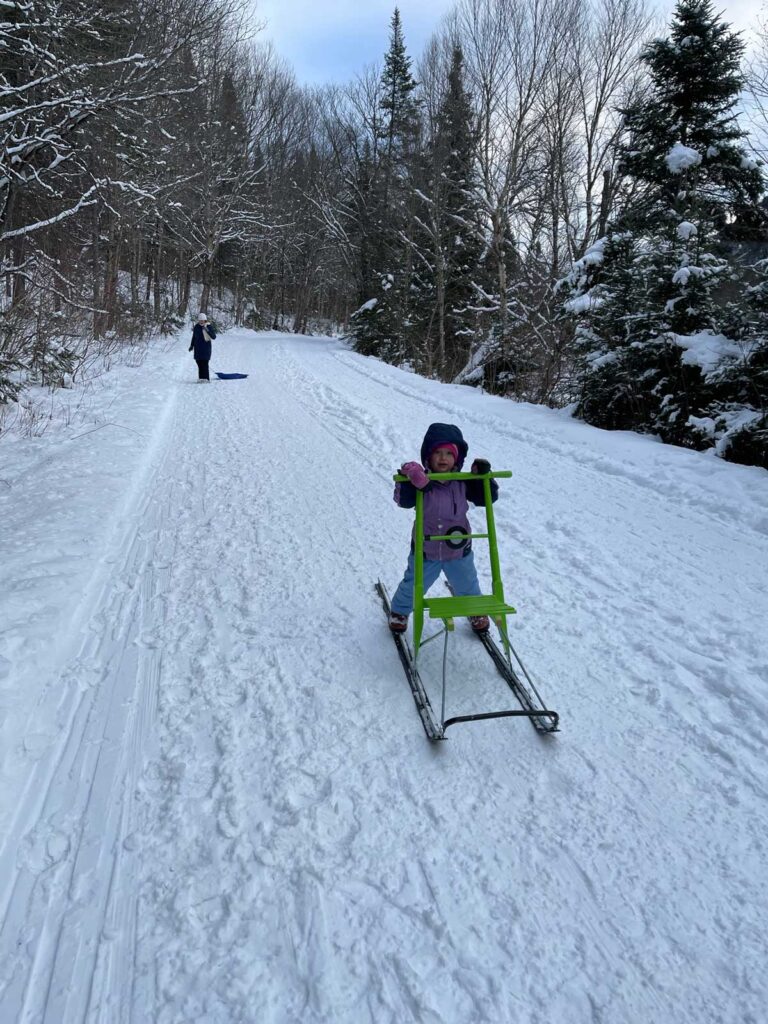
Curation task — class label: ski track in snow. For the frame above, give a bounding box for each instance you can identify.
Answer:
[1,330,767,1024]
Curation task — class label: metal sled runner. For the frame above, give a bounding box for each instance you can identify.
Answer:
[377,469,559,741]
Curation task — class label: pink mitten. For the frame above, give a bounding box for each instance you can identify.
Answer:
[401,461,429,488]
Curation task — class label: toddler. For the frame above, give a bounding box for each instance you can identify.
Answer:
[389,422,498,633]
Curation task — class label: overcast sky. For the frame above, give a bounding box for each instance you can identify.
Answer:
[249,1,765,88]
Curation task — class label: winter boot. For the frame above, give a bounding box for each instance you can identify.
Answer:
[469,615,490,633]
[389,612,408,633]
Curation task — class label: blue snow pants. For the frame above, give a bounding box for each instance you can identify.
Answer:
[390,550,482,615]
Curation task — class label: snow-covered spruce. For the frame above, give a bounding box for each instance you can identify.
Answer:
[561,0,767,467]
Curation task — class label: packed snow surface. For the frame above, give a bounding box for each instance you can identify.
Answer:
[1,330,767,1023]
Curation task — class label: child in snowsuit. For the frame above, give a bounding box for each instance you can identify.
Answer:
[389,422,498,634]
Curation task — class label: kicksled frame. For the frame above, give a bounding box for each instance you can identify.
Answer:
[377,467,559,741]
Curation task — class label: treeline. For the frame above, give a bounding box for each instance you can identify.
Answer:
[1,0,652,399]
[2,0,767,464]
[562,0,768,466]
[344,0,652,402]
[344,0,767,466]
[1,0,349,402]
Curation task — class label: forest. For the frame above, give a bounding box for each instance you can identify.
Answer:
[2,0,767,466]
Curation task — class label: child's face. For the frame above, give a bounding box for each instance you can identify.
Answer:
[429,446,456,472]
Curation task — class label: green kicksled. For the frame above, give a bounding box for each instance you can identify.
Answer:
[376,469,559,741]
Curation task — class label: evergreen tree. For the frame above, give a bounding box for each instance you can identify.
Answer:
[379,7,419,205]
[411,46,484,378]
[564,0,764,457]
[349,8,420,364]
[708,264,768,468]
[348,140,394,357]
[218,70,248,165]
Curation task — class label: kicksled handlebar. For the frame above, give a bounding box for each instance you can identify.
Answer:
[393,470,512,482]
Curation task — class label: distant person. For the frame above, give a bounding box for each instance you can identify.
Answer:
[189,313,216,381]
[388,422,498,634]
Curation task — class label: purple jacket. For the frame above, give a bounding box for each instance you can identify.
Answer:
[395,479,473,560]
[394,422,499,560]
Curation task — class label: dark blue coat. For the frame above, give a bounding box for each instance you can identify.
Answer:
[190,323,216,360]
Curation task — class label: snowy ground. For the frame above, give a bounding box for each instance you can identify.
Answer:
[1,329,767,1024]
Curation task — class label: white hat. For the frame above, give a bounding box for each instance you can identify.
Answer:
[197,313,208,322]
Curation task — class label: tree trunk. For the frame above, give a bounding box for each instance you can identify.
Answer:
[92,212,102,337]
[200,255,214,313]
[131,232,141,306]
[178,263,191,316]
[598,170,612,239]
[104,230,122,331]
[434,218,446,376]
[3,185,17,300]
[11,236,25,305]
[153,225,162,319]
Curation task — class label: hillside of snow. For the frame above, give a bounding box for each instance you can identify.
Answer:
[1,330,767,1023]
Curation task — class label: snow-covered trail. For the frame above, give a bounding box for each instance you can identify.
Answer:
[1,330,767,1023]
